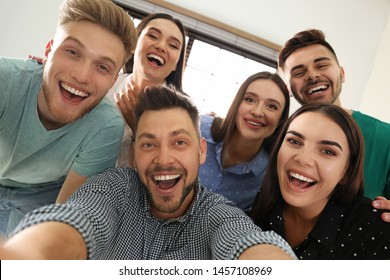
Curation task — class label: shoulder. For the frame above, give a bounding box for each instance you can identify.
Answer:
[352,111,390,129]
[345,197,389,227]
[352,111,390,143]
[196,185,240,213]
[83,97,124,131]
[200,115,216,141]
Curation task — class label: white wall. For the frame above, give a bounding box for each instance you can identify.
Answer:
[0,0,389,122]
[0,0,62,58]
[361,9,390,123]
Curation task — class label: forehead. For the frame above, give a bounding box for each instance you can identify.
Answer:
[246,79,285,103]
[142,18,183,42]
[289,112,348,143]
[56,20,125,67]
[285,44,338,69]
[136,108,197,137]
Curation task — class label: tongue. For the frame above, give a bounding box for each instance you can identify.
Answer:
[158,179,177,190]
[291,177,312,188]
[148,58,161,67]
[62,89,85,103]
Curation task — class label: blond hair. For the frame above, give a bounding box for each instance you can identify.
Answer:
[58,0,137,63]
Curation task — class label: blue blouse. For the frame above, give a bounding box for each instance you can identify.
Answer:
[199,115,268,212]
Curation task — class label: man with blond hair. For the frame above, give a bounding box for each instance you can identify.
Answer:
[0,0,137,235]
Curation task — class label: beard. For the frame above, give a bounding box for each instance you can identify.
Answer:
[41,79,96,127]
[146,176,199,216]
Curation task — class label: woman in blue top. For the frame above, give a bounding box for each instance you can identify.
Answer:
[199,72,290,213]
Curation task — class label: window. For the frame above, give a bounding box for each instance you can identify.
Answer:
[116,0,277,117]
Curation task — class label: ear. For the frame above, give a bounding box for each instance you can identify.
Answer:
[199,137,207,165]
[340,66,345,83]
[43,39,54,65]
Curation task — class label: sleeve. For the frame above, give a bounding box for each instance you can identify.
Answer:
[71,111,125,177]
[0,57,12,116]
[207,203,297,259]
[11,168,132,259]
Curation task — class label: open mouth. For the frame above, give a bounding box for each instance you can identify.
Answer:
[147,54,165,66]
[306,84,329,96]
[288,171,317,189]
[153,174,181,190]
[61,82,89,102]
[246,119,266,128]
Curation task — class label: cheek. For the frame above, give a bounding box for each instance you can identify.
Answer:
[269,112,283,126]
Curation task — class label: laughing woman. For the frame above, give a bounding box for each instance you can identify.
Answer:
[199,72,290,213]
[251,103,390,259]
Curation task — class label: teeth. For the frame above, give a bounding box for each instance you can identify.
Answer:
[308,85,327,94]
[62,83,88,97]
[153,174,180,181]
[147,54,165,65]
[289,172,315,183]
[247,120,263,126]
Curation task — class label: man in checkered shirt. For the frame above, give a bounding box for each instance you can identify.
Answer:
[0,86,295,260]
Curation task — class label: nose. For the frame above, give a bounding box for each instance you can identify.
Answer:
[251,103,265,117]
[71,61,92,84]
[153,145,174,166]
[294,147,315,167]
[154,39,167,53]
[305,67,320,81]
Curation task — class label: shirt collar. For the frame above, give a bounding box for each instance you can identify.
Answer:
[214,141,268,176]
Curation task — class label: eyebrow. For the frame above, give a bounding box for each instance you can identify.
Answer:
[290,56,332,73]
[137,128,193,141]
[63,36,118,68]
[286,130,343,151]
[245,92,283,107]
[147,27,182,46]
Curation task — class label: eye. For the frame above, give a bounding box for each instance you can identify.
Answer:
[244,97,256,104]
[141,142,154,149]
[267,103,279,111]
[66,49,78,57]
[286,137,301,146]
[97,64,110,73]
[321,148,336,156]
[175,140,187,146]
[147,33,158,40]
[317,64,328,70]
[292,71,304,78]
[169,43,180,50]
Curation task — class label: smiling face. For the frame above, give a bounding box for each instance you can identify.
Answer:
[134,108,206,219]
[133,18,183,85]
[39,20,125,129]
[235,79,286,143]
[283,44,345,106]
[277,112,350,213]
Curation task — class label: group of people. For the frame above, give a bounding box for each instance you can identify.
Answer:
[0,0,389,260]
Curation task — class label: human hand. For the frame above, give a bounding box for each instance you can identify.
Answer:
[28,55,44,64]
[114,79,140,130]
[372,196,390,222]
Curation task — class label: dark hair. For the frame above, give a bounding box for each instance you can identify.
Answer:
[251,103,364,224]
[278,29,339,70]
[210,71,290,154]
[124,13,187,90]
[133,85,200,138]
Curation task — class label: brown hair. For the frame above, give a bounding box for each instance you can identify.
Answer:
[251,103,364,224]
[210,71,290,154]
[278,29,339,70]
[58,0,137,64]
[133,85,200,139]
